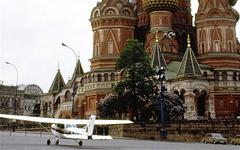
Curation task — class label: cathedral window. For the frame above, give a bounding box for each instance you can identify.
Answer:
[214,40,220,52]
[203,72,208,78]
[201,42,205,54]
[123,10,130,16]
[94,11,100,18]
[108,39,113,54]
[110,73,115,81]
[92,74,95,82]
[106,9,116,16]
[88,75,92,83]
[97,74,102,82]
[94,42,99,56]
[233,72,237,81]
[49,102,52,111]
[222,72,228,81]
[213,72,219,80]
[228,41,233,52]
[104,73,108,82]
[80,78,84,85]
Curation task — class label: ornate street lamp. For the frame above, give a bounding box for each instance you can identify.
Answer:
[62,43,78,118]
[5,61,18,114]
[5,61,18,132]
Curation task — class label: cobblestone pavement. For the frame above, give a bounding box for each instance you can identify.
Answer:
[0,131,239,150]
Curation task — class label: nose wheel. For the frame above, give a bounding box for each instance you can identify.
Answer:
[79,140,83,146]
[47,139,51,145]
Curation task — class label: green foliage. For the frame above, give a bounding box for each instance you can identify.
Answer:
[97,39,186,122]
[114,39,158,121]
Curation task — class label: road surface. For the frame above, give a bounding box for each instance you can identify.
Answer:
[0,131,239,150]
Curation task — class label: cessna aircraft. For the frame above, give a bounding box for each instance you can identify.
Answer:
[0,114,133,146]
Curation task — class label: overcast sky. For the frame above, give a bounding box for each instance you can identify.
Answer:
[0,0,239,93]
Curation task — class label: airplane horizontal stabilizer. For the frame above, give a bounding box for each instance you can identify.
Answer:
[92,135,113,140]
[62,134,88,140]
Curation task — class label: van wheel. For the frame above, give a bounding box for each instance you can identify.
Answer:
[204,140,208,144]
[213,140,216,144]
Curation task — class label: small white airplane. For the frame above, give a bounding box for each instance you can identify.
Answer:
[0,114,133,146]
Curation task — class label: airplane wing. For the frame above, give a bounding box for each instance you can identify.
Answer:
[0,114,133,125]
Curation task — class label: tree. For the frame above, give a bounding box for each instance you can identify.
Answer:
[97,39,186,122]
[114,39,158,121]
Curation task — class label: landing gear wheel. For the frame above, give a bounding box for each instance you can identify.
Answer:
[55,139,59,145]
[47,139,51,145]
[79,140,83,146]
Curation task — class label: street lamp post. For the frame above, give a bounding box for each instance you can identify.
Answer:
[62,43,78,61]
[62,43,78,118]
[157,66,167,140]
[5,61,18,132]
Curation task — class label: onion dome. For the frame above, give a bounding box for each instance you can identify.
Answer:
[142,0,178,13]
[229,0,238,6]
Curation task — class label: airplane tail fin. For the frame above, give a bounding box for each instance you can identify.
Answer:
[84,115,96,136]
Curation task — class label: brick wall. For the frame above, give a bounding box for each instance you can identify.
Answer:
[109,120,240,142]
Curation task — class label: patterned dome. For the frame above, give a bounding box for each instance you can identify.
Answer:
[142,0,178,13]
[229,0,238,6]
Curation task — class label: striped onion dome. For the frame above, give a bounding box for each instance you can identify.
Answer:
[142,0,178,13]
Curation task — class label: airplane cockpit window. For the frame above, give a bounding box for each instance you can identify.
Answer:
[66,124,73,128]
[56,124,64,128]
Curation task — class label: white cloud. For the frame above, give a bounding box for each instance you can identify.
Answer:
[0,0,239,92]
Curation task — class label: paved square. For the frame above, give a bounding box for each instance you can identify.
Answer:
[0,131,239,150]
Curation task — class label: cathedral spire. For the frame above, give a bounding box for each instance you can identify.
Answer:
[151,30,168,70]
[71,59,84,81]
[48,68,66,93]
[177,34,202,77]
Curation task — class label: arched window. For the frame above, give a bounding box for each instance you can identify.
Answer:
[233,72,237,81]
[108,39,113,54]
[80,78,84,85]
[65,91,71,102]
[95,42,99,56]
[222,72,228,81]
[213,72,219,80]
[203,72,208,78]
[92,74,95,82]
[97,74,102,82]
[180,89,186,101]
[228,41,233,52]
[104,73,108,82]
[110,73,115,81]
[201,42,205,54]
[214,40,220,52]
[88,75,92,83]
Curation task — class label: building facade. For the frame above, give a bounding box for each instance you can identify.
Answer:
[42,0,240,120]
[0,84,43,125]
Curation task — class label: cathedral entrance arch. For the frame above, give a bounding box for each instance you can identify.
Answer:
[194,90,208,117]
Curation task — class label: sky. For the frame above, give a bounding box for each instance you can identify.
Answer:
[0,0,239,93]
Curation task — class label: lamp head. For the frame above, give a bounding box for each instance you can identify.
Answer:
[62,43,67,47]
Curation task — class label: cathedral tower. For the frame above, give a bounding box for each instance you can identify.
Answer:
[195,0,240,68]
[90,0,137,71]
[142,0,178,32]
